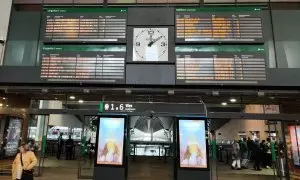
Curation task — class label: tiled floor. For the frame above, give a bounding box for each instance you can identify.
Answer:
[0,157,287,180]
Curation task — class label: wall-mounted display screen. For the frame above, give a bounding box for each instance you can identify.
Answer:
[96,117,125,166]
[107,0,198,3]
[43,8,127,43]
[176,7,263,43]
[289,126,300,167]
[40,45,126,83]
[179,119,207,169]
[176,45,266,85]
[5,118,22,156]
[14,0,104,3]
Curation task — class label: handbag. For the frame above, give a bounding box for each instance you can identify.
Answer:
[20,153,34,180]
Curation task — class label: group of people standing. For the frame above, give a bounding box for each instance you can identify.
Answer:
[232,137,275,171]
[56,133,74,160]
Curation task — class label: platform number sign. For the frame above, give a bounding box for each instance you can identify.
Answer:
[102,103,135,112]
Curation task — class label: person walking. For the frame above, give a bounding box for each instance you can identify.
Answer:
[252,139,262,171]
[231,139,241,170]
[12,143,37,180]
[65,135,74,160]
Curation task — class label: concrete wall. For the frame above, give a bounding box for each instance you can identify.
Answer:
[216,104,282,141]
[0,0,12,65]
[215,119,282,141]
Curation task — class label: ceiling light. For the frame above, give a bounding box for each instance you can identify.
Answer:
[78,100,84,104]
[69,96,76,100]
[6,105,9,107]
[230,98,237,103]
[0,103,3,107]
[221,102,227,106]
[2,97,6,100]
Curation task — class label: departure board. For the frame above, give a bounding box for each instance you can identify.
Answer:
[40,45,126,83]
[176,45,266,85]
[43,8,127,43]
[176,7,263,43]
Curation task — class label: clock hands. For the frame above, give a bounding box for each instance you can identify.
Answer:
[148,36,163,47]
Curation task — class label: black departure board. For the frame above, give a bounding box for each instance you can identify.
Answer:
[43,8,127,43]
[176,45,266,85]
[41,45,126,83]
[176,7,263,43]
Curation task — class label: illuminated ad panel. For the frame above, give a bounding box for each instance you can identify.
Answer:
[96,117,125,166]
[179,119,207,169]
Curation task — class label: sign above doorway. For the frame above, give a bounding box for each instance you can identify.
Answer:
[99,102,206,116]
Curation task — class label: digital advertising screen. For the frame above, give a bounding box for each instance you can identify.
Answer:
[179,119,207,169]
[289,126,300,167]
[5,118,22,156]
[96,117,125,166]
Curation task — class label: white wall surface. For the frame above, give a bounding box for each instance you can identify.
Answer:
[216,105,282,141]
[38,100,82,130]
[0,0,12,64]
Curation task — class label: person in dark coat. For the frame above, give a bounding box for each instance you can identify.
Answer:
[65,135,74,160]
[56,133,64,160]
[252,139,262,171]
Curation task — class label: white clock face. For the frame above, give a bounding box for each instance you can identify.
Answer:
[133,28,168,62]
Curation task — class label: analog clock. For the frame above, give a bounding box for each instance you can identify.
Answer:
[133,28,168,62]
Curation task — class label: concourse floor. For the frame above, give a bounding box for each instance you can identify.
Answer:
[0,157,288,180]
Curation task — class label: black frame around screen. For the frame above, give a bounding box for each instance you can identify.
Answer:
[94,115,127,168]
[176,117,209,171]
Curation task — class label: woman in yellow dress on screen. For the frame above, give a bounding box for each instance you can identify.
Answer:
[182,136,204,167]
[99,139,121,164]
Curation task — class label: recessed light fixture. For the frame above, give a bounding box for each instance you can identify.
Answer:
[0,103,3,107]
[6,105,9,107]
[230,98,237,103]
[221,102,227,106]
[2,97,6,100]
[69,96,76,100]
[78,99,84,104]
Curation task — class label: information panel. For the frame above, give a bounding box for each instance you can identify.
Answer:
[40,45,125,83]
[176,7,263,43]
[43,8,127,43]
[176,45,266,84]
[108,0,198,3]
[179,119,207,169]
[96,117,125,166]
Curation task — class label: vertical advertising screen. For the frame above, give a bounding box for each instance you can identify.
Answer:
[289,126,300,167]
[179,119,207,169]
[96,117,125,166]
[5,118,22,156]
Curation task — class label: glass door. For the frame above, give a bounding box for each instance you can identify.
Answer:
[78,115,98,179]
[27,114,49,176]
